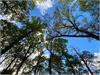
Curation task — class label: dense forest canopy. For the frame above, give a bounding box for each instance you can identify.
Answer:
[0,0,100,75]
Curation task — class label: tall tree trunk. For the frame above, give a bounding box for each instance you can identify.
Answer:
[48,54,52,75]
[65,56,76,74]
[5,57,16,71]
[73,48,94,75]
[1,30,32,56]
[15,57,26,75]
[34,52,43,74]
[0,56,9,65]
[62,50,76,75]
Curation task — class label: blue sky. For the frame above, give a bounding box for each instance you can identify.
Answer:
[68,38,100,53]
[30,9,100,53]
[0,0,100,72]
[0,0,99,54]
[30,0,100,54]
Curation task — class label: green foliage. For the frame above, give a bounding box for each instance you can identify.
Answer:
[26,17,45,32]
[51,54,63,69]
[79,0,91,11]
[79,0,99,11]
[53,38,68,54]
[0,0,99,75]
[58,0,74,4]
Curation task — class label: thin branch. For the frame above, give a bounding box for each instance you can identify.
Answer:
[67,18,99,40]
[65,56,76,74]
[49,34,92,39]
[15,44,33,75]
[73,48,94,75]
[15,42,41,75]
[62,50,76,74]
[34,52,43,74]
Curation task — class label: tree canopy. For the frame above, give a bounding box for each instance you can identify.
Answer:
[0,0,100,75]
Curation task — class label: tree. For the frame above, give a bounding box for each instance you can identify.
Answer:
[0,0,99,75]
[43,0,99,40]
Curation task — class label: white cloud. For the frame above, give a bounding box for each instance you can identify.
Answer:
[94,52,100,58]
[0,15,6,20]
[0,14,16,24]
[35,0,53,15]
[69,0,77,7]
[0,14,12,20]
[94,52,100,61]
[37,32,42,36]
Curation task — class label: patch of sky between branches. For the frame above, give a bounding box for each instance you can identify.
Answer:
[35,0,54,15]
[28,0,57,23]
[67,38,100,53]
[16,22,23,28]
[72,7,93,26]
[0,14,23,28]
